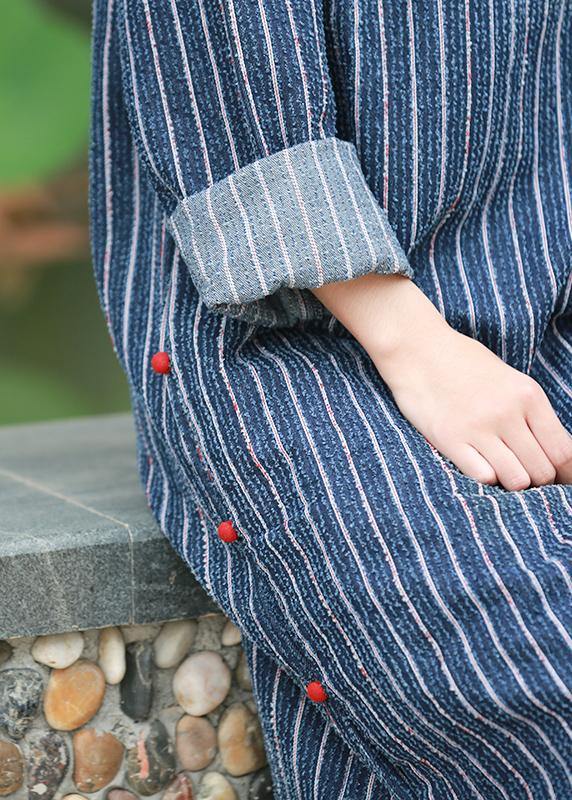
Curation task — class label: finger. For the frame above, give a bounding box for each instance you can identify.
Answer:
[448,444,497,486]
[502,421,556,487]
[477,437,531,491]
[556,458,572,485]
[526,391,572,484]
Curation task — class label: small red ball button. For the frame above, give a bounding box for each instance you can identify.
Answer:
[306,681,328,703]
[151,351,171,374]
[218,520,238,542]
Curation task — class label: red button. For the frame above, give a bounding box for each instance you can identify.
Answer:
[306,681,328,703]
[151,351,171,374]
[218,520,238,542]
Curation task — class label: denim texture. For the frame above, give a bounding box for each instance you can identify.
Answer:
[89,1,572,798]
[170,137,412,326]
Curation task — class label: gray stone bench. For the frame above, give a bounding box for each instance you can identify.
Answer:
[0,413,218,638]
[0,415,271,800]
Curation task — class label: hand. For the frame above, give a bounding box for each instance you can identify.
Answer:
[379,322,572,489]
[311,274,572,490]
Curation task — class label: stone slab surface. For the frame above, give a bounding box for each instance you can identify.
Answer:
[0,414,218,638]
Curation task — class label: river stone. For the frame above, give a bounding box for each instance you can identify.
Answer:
[198,773,237,800]
[0,668,43,738]
[105,789,138,800]
[98,627,126,685]
[153,621,197,669]
[120,641,153,721]
[173,652,231,716]
[125,720,175,796]
[120,624,161,644]
[218,704,266,777]
[31,632,84,669]
[27,731,69,800]
[0,739,24,795]
[249,767,273,800]
[162,772,193,800]
[0,643,12,667]
[235,652,252,692]
[62,795,88,799]
[72,728,124,792]
[221,621,241,647]
[175,715,216,771]
[43,660,105,730]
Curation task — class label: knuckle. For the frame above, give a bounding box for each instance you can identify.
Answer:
[519,377,543,406]
[475,470,496,485]
[532,465,556,486]
[552,442,572,469]
[504,472,531,492]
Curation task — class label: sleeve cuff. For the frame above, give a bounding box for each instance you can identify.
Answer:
[168,137,413,328]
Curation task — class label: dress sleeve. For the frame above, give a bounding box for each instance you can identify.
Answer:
[115,0,412,326]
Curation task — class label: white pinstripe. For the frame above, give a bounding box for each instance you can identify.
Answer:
[376,0,390,211]
[140,0,187,195]
[427,0,473,316]
[531,0,559,305]
[122,149,141,375]
[308,0,329,139]
[257,0,288,149]
[228,173,270,295]
[283,0,313,140]
[196,0,240,172]
[453,0,497,338]
[332,139,377,270]
[555,0,572,240]
[310,141,354,280]
[507,0,535,373]
[479,0,518,363]
[101,0,116,334]
[406,0,419,250]
[167,0,213,185]
[282,149,325,285]
[226,0,269,155]
[435,0,448,219]
[353,0,361,155]
[253,162,297,288]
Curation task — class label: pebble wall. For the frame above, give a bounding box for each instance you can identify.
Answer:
[0,614,273,800]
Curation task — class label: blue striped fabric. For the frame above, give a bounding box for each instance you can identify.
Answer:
[89,1,572,798]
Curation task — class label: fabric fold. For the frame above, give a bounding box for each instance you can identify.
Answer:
[169,137,412,327]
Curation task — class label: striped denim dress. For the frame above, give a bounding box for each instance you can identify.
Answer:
[89,1,572,798]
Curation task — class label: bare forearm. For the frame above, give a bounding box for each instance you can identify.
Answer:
[311,273,449,372]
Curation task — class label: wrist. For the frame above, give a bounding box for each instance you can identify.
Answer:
[369,290,450,358]
[312,272,449,355]
[311,272,453,389]
[371,310,453,389]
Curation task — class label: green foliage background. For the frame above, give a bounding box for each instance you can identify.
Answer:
[0,0,129,424]
[0,1,90,186]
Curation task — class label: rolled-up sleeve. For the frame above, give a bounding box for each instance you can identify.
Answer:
[116,0,412,326]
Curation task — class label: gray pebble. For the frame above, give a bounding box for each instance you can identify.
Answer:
[120,641,153,721]
[0,668,43,739]
[249,767,274,800]
[27,730,69,800]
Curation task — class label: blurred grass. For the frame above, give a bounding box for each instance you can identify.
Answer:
[0,0,90,187]
[0,0,129,426]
